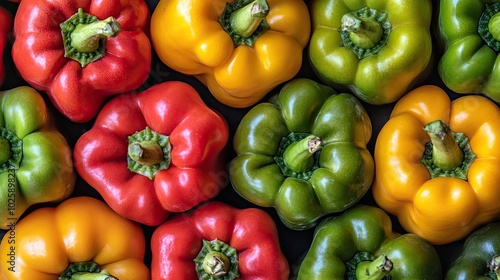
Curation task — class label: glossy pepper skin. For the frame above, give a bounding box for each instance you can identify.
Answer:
[308,0,433,105]
[446,222,500,279]
[74,81,229,226]
[151,201,289,280]
[0,6,12,87]
[296,205,442,280]
[438,0,500,102]
[0,196,150,280]
[12,0,151,123]
[150,0,310,108]
[229,78,374,230]
[372,85,500,245]
[0,86,75,230]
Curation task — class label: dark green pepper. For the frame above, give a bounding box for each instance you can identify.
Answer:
[296,205,443,280]
[446,222,500,279]
[438,0,500,102]
[229,78,374,230]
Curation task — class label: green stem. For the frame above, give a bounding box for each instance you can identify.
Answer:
[423,120,464,170]
[60,8,121,67]
[479,3,500,52]
[0,137,12,166]
[0,127,22,172]
[230,0,269,38]
[489,256,500,279]
[70,16,120,53]
[58,262,118,280]
[355,255,393,280]
[489,13,500,42]
[341,13,383,49]
[127,141,164,166]
[194,239,240,280]
[282,135,322,173]
[127,127,171,180]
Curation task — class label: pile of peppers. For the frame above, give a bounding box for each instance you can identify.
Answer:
[4,0,500,279]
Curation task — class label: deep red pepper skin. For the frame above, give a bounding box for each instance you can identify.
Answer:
[11,0,152,123]
[74,81,229,226]
[0,6,12,87]
[151,201,290,280]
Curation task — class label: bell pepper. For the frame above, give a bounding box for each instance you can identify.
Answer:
[0,196,150,279]
[229,78,374,230]
[0,86,75,230]
[74,81,229,226]
[438,0,500,102]
[0,6,12,87]
[151,201,289,280]
[11,0,152,123]
[372,85,500,245]
[446,222,500,279]
[150,0,310,108]
[295,204,443,280]
[308,0,433,104]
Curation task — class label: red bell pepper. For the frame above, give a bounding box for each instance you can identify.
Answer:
[0,6,12,87]
[151,201,289,280]
[74,81,229,226]
[11,0,152,123]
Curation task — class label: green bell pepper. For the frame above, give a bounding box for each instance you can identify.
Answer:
[308,0,433,105]
[438,0,500,102]
[295,205,443,280]
[229,78,374,230]
[0,86,76,229]
[446,222,500,279]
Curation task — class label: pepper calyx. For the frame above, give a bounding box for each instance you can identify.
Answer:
[194,239,240,280]
[58,261,118,280]
[127,127,171,180]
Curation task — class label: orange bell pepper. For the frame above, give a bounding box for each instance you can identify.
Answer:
[0,196,150,279]
[372,85,500,245]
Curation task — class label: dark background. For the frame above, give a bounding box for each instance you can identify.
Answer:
[0,0,467,275]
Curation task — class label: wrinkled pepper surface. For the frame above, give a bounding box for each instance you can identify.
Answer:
[151,201,289,280]
[0,196,150,280]
[74,81,229,226]
[372,85,500,244]
[150,0,310,108]
[0,6,12,87]
[12,0,152,123]
[438,0,500,102]
[0,86,75,229]
[296,205,442,279]
[229,78,374,230]
[446,222,500,279]
[308,0,433,104]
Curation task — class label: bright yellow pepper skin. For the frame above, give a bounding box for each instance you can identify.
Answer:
[372,85,500,245]
[0,196,150,280]
[150,0,310,108]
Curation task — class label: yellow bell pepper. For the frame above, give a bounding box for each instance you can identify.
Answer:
[0,196,150,280]
[372,85,500,245]
[150,0,310,108]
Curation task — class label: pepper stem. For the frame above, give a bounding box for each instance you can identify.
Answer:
[128,141,164,166]
[194,239,240,280]
[423,120,464,170]
[58,262,118,280]
[489,256,500,278]
[283,135,322,173]
[60,8,121,67]
[355,255,393,280]
[0,137,12,166]
[70,16,120,53]
[230,0,269,38]
[341,13,383,49]
[489,13,500,42]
